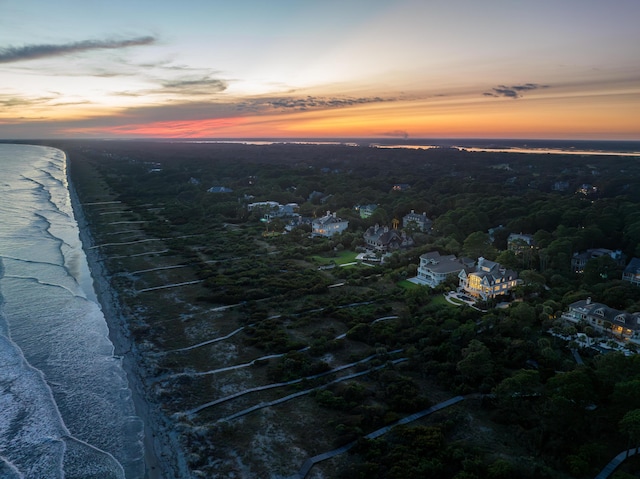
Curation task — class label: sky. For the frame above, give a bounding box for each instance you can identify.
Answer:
[1,0,639,140]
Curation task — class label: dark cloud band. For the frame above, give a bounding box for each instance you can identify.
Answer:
[0,36,156,63]
[484,83,549,99]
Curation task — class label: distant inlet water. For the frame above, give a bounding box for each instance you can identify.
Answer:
[0,144,144,478]
[161,138,640,157]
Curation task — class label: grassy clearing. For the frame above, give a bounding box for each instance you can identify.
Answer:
[312,250,359,265]
[397,279,419,290]
[431,293,455,307]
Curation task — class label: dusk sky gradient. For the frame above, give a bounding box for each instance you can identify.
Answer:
[2,0,639,139]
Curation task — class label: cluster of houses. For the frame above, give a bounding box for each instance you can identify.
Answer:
[246,198,640,343]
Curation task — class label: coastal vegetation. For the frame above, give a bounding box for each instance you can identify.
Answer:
[56,139,640,478]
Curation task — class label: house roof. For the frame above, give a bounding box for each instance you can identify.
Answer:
[420,251,467,274]
[467,258,517,284]
[569,299,640,330]
[207,186,233,193]
[624,257,640,274]
[313,212,347,225]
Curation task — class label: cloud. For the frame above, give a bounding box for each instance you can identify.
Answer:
[0,94,59,108]
[160,77,228,95]
[238,95,389,112]
[483,83,549,99]
[380,130,409,139]
[0,36,156,63]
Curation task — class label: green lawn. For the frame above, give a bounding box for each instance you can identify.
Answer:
[312,250,359,265]
[397,279,420,289]
[431,294,454,307]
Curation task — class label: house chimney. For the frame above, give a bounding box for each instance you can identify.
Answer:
[586,297,591,304]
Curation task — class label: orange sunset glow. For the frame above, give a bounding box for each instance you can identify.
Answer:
[1,0,639,140]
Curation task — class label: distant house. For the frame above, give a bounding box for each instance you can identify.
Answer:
[402,210,432,232]
[414,251,473,288]
[623,258,640,286]
[392,183,410,191]
[285,216,312,232]
[363,224,414,252]
[248,201,299,218]
[507,233,536,254]
[576,184,598,196]
[308,191,325,202]
[207,186,233,193]
[458,257,519,300]
[562,297,640,340]
[355,204,377,219]
[553,181,569,191]
[312,211,349,237]
[571,248,626,273]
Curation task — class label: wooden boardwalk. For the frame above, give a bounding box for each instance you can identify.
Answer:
[595,448,638,479]
[289,395,465,479]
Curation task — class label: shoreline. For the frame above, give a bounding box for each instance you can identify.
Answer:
[66,158,177,479]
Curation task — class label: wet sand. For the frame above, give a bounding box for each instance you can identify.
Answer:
[69,176,177,479]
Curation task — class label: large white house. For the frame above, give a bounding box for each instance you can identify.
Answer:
[414,251,472,288]
[458,257,519,300]
[311,211,349,238]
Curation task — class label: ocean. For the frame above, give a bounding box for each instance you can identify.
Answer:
[0,144,144,478]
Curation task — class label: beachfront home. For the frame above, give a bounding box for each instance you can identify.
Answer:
[561,297,640,340]
[458,257,518,300]
[571,248,626,274]
[402,210,432,232]
[414,251,473,288]
[311,211,349,238]
[248,201,299,218]
[354,204,378,219]
[363,224,413,252]
[507,233,536,254]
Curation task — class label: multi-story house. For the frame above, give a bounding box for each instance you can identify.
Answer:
[355,204,377,218]
[507,233,536,254]
[311,211,349,237]
[571,248,626,273]
[402,210,432,232]
[363,224,413,252]
[562,297,640,340]
[414,251,473,288]
[458,257,519,300]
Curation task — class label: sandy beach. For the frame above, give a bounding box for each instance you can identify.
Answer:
[68,174,185,479]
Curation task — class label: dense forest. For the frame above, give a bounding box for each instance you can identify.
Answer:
[55,139,640,478]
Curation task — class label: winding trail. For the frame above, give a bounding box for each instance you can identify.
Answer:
[289,395,466,479]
